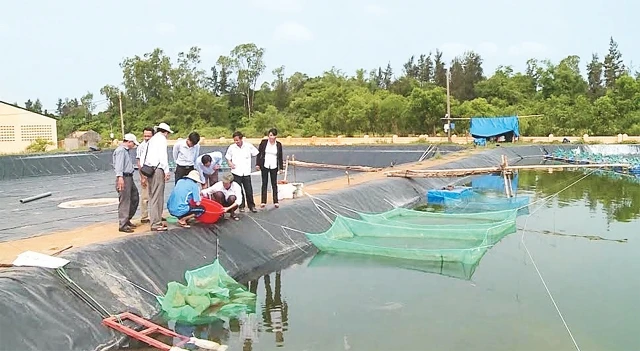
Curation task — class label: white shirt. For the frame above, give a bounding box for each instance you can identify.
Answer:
[172,138,200,167]
[263,141,278,169]
[202,181,243,206]
[196,151,223,182]
[225,141,258,176]
[143,132,170,174]
[135,140,149,167]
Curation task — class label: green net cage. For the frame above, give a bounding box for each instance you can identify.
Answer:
[156,259,256,325]
[304,209,518,265]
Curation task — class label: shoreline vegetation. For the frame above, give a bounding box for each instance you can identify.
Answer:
[9,37,640,151]
[3,135,640,157]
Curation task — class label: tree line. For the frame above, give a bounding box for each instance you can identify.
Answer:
[16,37,640,142]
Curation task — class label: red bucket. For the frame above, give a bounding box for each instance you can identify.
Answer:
[190,198,225,224]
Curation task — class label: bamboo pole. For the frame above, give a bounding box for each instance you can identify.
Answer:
[385,162,630,178]
[287,160,383,172]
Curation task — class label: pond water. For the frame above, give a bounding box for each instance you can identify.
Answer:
[158,170,640,351]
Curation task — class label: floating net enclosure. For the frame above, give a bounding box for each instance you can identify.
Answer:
[157,259,256,324]
[547,148,640,175]
[304,209,517,265]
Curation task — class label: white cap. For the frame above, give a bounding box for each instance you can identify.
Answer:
[123,133,139,145]
[156,122,173,133]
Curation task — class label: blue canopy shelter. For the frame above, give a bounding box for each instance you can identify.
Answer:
[470,116,520,145]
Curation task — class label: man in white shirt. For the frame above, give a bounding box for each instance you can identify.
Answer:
[201,173,242,220]
[172,131,201,185]
[195,151,223,187]
[225,131,259,213]
[135,127,154,223]
[141,122,173,231]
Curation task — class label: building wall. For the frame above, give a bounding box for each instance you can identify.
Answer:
[0,103,58,154]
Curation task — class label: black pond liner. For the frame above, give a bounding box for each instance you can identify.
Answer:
[0,144,593,351]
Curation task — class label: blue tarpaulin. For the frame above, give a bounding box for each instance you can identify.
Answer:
[472,173,519,192]
[427,186,473,204]
[470,116,520,138]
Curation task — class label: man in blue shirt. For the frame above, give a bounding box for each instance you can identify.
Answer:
[196,151,224,187]
[167,170,205,228]
[172,131,201,185]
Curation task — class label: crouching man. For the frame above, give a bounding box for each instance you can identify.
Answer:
[167,170,205,228]
[201,173,242,221]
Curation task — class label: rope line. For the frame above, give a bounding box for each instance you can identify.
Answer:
[517,169,598,351]
[247,216,287,247]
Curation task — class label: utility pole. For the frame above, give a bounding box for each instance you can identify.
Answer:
[446,68,452,143]
[118,91,125,139]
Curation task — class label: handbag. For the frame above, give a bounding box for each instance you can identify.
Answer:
[139,141,159,177]
[140,164,156,178]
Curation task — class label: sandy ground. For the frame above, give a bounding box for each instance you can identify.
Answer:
[0,149,478,265]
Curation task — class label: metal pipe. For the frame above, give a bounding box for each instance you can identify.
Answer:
[20,192,52,204]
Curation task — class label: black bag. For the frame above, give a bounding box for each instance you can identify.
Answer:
[139,141,158,177]
[140,164,156,177]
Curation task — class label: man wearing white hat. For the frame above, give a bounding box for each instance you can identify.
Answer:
[140,122,173,231]
[167,170,206,228]
[113,133,140,233]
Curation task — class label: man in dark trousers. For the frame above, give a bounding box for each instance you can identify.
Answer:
[172,131,201,185]
[113,133,140,233]
[225,131,259,213]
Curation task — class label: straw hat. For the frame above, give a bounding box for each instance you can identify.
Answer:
[185,170,203,183]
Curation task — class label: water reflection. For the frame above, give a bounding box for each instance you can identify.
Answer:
[262,272,288,347]
[465,170,640,223]
[239,279,260,350]
[226,272,289,350]
[309,251,479,280]
[516,170,640,222]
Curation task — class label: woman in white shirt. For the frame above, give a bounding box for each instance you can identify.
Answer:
[256,128,284,208]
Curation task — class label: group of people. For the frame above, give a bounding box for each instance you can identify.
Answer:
[112,123,284,232]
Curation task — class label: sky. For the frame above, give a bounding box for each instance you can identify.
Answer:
[0,0,637,112]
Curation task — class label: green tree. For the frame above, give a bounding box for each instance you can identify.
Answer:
[230,43,266,117]
[603,37,625,89]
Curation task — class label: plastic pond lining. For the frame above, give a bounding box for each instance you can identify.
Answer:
[0,145,462,242]
[0,144,611,351]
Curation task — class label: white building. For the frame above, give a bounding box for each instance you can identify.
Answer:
[0,101,58,154]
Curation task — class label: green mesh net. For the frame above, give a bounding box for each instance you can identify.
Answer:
[358,207,517,226]
[156,259,256,324]
[304,209,517,265]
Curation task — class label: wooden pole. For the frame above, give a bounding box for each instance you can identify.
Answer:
[118,91,125,139]
[446,69,451,143]
[292,154,296,182]
[386,162,630,178]
[287,160,382,172]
